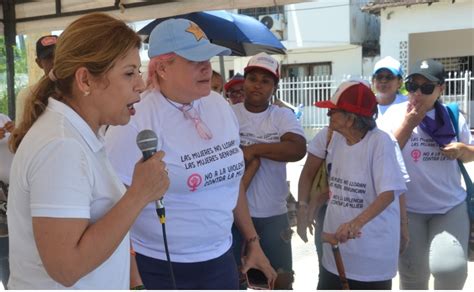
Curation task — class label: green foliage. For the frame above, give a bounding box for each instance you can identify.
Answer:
[0,35,28,116]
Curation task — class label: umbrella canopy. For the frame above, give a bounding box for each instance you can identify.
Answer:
[138,10,286,57]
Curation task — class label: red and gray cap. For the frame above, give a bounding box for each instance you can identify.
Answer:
[315,81,377,118]
[224,73,244,91]
[244,52,280,80]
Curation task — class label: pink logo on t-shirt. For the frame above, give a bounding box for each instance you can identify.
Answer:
[187,173,202,191]
[411,149,421,162]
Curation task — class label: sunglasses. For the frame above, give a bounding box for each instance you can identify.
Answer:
[374,73,397,82]
[405,81,438,95]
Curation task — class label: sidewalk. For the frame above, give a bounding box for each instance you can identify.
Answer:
[288,157,474,290]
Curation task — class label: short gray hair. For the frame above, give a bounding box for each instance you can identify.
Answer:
[344,110,378,132]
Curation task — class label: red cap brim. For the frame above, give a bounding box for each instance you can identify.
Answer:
[224,79,244,91]
[314,100,338,109]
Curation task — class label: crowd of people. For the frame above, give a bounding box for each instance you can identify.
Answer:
[0,11,472,291]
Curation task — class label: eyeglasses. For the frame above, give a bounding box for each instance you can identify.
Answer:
[181,104,213,140]
[374,73,397,82]
[405,81,438,95]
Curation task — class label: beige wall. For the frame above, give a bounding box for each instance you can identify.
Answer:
[409,28,474,67]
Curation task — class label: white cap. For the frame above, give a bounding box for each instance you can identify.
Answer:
[373,56,403,77]
[244,52,280,80]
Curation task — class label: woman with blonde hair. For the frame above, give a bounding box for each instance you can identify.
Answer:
[105,18,276,289]
[7,13,169,289]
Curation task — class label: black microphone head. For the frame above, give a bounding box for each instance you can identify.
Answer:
[136,129,158,153]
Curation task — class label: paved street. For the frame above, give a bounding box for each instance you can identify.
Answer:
[288,157,474,290]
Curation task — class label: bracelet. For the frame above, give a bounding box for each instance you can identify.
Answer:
[131,284,145,290]
[246,235,260,245]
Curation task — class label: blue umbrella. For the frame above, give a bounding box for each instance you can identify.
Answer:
[138,10,286,57]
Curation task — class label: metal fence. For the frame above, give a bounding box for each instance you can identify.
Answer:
[276,71,473,130]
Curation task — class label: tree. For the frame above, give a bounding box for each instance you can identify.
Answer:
[0,35,28,116]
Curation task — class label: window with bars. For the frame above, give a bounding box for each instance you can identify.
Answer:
[282,62,332,78]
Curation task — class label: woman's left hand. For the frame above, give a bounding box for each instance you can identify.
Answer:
[335,220,362,243]
[241,241,277,289]
[441,142,464,160]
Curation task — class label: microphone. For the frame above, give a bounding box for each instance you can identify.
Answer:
[136,129,164,211]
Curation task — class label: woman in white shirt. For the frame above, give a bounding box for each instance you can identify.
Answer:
[7,13,169,289]
[306,81,406,289]
[105,19,276,289]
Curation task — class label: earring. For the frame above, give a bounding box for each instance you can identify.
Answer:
[84,91,90,97]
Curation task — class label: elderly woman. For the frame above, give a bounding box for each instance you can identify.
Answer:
[301,81,406,289]
[7,13,169,289]
[105,19,276,289]
[379,59,474,289]
[224,73,245,104]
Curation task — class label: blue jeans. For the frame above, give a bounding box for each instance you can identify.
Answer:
[0,237,9,288]
[232,213,293,273]
[136,248,239,290]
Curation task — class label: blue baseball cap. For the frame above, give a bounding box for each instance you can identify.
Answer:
[148,18,231,62]
[373,56,404,77]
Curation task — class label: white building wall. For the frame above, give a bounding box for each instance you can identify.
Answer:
[212,0,378,80]
[284,0,351,49]
[224,45,363,83]
[379,0,474,65]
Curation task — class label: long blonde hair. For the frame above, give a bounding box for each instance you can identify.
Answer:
[9,13,141,152]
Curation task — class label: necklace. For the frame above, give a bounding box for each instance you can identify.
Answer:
[163,95,193,112]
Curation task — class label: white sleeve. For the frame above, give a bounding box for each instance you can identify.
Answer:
[30,139,92,218]
[0,114,11,127]
[458,112,473,145]
[307,127,328,159]
[275,107,305,138]
[372,133,407,197]
[105,122,141,187]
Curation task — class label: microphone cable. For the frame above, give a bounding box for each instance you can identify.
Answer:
[136,130,177,289]
[155,202,177,290]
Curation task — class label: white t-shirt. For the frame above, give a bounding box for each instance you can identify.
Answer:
[0,114,14,183]
[7,98,130,289]
[379,101,473,214]
[105,90,244,263]
[231,103,305,218]
[377,93,408,117]
[309,127,407,281]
